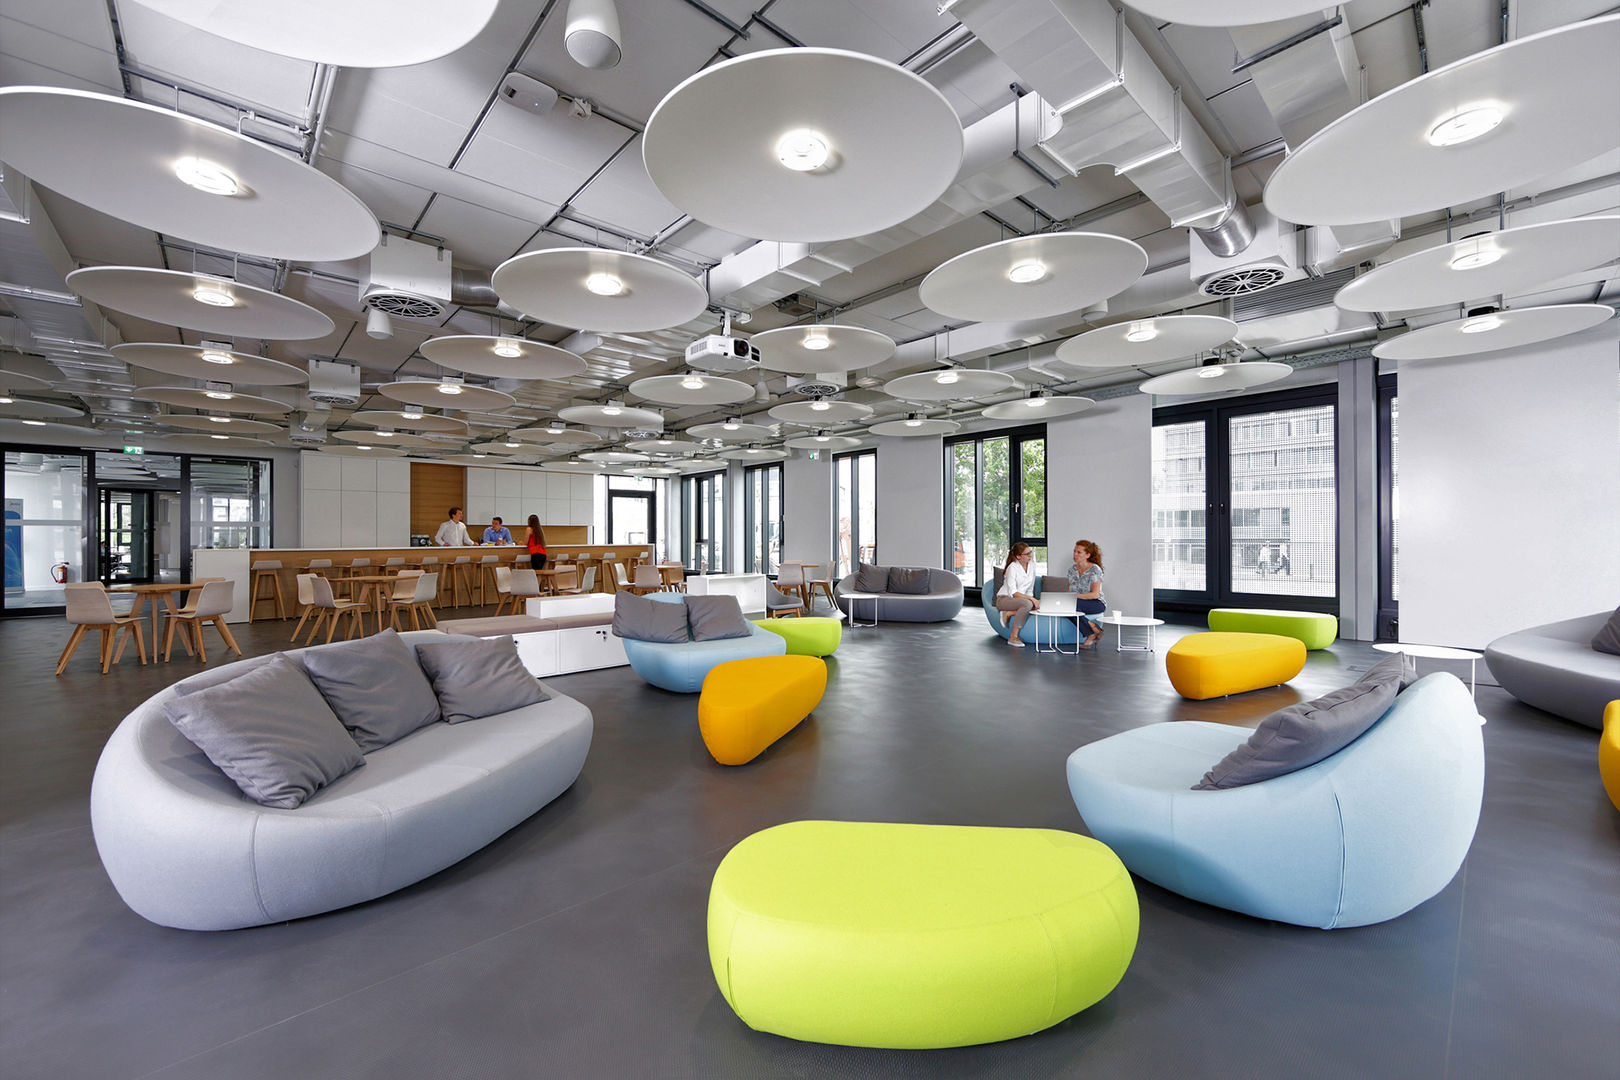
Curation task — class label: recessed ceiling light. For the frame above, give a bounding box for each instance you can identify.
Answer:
[1448,249,1504,271]
[681,374,706,390]
[375,430,396,437]
[1025,396,1048,408]
[602,404,622,416]
[776,128,830,172]
[1125,322,1158,343]
[1006,260,1046,284]
[192,283,238,308]
[492,338,524,358]
[200,349,236,365]
[401,406,424,420]
[437,381,464,395]
[547,422,565,433]
[722,418,740,430]
[585,272,624,296]
[657,438,672,446]
[802,330,832,351]
[935,369,959,385]
[810,400,831,411]
[1427,105,1504,147]
[174,156,243,196]
[356,444,373,450]
[208,415,231,424]
[746,447,761,454]
[0,395,13,405]
[210,433,230,440]
[814,434,830,442]
[504,439,521,448]
[1460,314,1503,334]
[904,416,923,427]
[21,419,47,426]
[204,389,234,400]
[1197,366,1227,379]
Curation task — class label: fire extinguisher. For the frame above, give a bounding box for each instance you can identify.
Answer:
[51,562,69,584]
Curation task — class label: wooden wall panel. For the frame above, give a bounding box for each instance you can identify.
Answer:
[410,463,466,539]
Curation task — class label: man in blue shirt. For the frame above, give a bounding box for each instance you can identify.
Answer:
[482,516,513,545]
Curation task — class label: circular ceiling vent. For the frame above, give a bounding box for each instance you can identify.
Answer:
[364,291,445,318]
[1198,265,1289,298]
[795,382,842,398]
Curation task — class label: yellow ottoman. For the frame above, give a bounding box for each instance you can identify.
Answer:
[699,655,826,766]
[1601,701,1620,812]
[1166,632,1306,699]
[708,821,1138,1049]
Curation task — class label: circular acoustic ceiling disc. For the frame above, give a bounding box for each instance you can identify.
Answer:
[492,249,707,334]
[1055,315,1239,369]
[643,48,964,244]
[165,434,274,450]
[378,380,517,412]
[65,267,335,339]
[133,386,292,414]
[469,441,534,455]
[919,233,1148,322]
[112,343,309,385]
[662,457,717,471]
[784,433,864,451]
[628,373,756,406]
[579,450,651,464]
[557,403,664,428]
[686,421,776,442]
[126,0,501,68]
[718,447,791,462]
[620,465,681,477]
[625,436,708,454]
[1372,304,1615,361]
[1117,0,1339,27]
[1334,217,1620,314]
[1138,361,1293,396]
[510,426,601,444]
[347,410,470,434]
[330,430,447,448]
[319,444,409,457]
[541,459,607,472]
[160,414,281,434]
[0,397,87,420]
[883,369,1018,402]
[0,89,379,261]
[981,395,1097,421]
[1263,17,1620,226]
[768,400,875,425]
[867,416,961,437]
[418,336,588,381]
[0,369,52,391]
[753,325,897,374]
[435,454,503,465]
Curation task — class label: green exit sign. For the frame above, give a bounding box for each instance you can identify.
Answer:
[122,445,144,455]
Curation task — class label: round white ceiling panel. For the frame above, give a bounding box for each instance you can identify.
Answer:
[127,0,501,68]
[65,267,335,339]
[1120,0,1341,26]
[981,395,1097,421]
[784,433,865,451]
[628,373,756,406]
[509,426,602,444]
[418,336,588,381]
[330,430,447,448]
[867,416,962,437]
[1055,315,1239,369]
[557,403,664,429]
[620,465,682,477]
[377,380,517,412]
[753,325,896,374]
[767,400,875,425]
[469,440,535,455]
[919,233,1148,322]
[435,454,503,465]
[541,459,608,472]
[883,369,1018,402]
[579,450,651,464]
[1373,304,1615,360]
[0,398,87,420]
[625,436,708,454]
[1263,16,1620,226]
[160,414,281,434]
[133,386,292,414]
[1138,361,1293,396]
[0,369,52,392]
[112,343,308,385]
[685,421,776,442]
[662,457,720,471]
[0,88,379,261]
[492,249,707,333]
[643,48,964,243]
[318,444,409,457]
[347,410,470,434]
[718,446,791,462]
[1334,216,1620,313]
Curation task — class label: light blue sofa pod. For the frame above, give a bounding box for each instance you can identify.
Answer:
[1065,672,1484,928]
[979,577,1085,648]
[619,592,786,693]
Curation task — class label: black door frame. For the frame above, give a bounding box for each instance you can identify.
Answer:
[833,448,876,576]
[943,424,1046,588]
[606,488,657,551]
[742,461,783,575]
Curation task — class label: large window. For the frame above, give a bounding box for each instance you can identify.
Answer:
[1152,387,1337,609]
[1378,372,1399,639]
[834,449,875,578]
[681,471,725,572]
[189,457,271,551]
[607,476,658,559]
[3,450,88,613]
[743,462,782,574]
[946,428,1047,587]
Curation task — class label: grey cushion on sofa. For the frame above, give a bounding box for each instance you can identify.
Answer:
[835,567,966,623]
[854,562,889,594]
[612,591,689,643]
[887,566,931,595]
[163,654,365,809]
[685,594,752,640]
[301,629,442,751]
[415,635,548,724]
[1195,655,1405,790]
[1591,607,1620,656]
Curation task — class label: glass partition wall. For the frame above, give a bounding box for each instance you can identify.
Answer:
[4,450,88,613]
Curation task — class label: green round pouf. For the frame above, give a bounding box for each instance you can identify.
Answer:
[752,616,842,657]
[1207,608,1338,650]
[707,821,1138,1049]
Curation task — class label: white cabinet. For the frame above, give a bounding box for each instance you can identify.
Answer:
[557,625,627,673]
[513,632,560,678]
[467,467,495,497]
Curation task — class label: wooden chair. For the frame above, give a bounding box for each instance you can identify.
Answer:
[388,572,439,630]
[629,564,663,596]
[248,559,286,622]
[550,565,579,593]
[491,566,514,616]
[664,565,686,593]
[305,574,368,643]
[449,555,474,607]
[613,562,633,593]
[554,566,596,596]
[478,553,501,606]
[290,573,320,643]
[56,582,146,676]
[806,561,837,612]
[162,579,242,663]
[766,583,805,617]
[776,563,808,605]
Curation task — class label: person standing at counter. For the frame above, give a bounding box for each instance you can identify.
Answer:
[482,516,513,545]
[435,506,474,547]
[526,515,547,571]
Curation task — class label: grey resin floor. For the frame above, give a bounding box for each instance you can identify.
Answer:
[1,605,1616,1080]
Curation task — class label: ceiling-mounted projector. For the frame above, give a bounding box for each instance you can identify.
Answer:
[684,334,760,373]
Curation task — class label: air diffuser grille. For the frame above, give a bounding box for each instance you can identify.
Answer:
[1199,265,1289,297]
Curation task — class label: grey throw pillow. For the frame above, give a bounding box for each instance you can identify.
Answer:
[612,591,690,642]
[300,629,442,752]
[1040,575,1069,596]
[163,654,365,809]
[1591,607,1620,656]
[887,567,931,595]
[854,563,889,594]
[685,594,753,640]
[414,635,548,724]
[172,652,278,696]
[1194,656,1405,790]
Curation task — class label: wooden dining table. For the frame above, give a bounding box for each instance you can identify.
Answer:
[321,572,413,631]
[106,582,206,659]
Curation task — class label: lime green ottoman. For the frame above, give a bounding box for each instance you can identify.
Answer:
[707,821,1138,1049]
[1208,607,1338,650]
[752,616,842,657]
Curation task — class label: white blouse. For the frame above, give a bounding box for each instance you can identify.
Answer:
[998,560,1035,599]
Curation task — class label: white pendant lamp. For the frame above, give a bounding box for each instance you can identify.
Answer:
[981,393,1097,421]
[492,249,707,333]
[753,326,896,375]
[868,414,961,437]
[65,267,335,339]
[883,368,1017,402]
[112,344,309,385]
[1055,316,1239,370]
[1138,361,1292,396]
[419,336,588,381]
[1372,305,1615,361]
[919,233,1148,322]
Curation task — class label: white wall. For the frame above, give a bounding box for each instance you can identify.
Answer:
[783,452,832,565]
[465,466,593,534]
[299,452,410,547]
[1400,326,1620,649]
[1046,395,1154,616]
[874,435,943,567]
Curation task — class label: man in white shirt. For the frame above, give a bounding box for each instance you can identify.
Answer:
[435,506,474,547]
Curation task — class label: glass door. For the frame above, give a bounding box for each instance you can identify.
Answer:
[944,428,1047,587]
[682,471,726,573]
[100,489,155,583]
[834,449,876,578]
[3,449,88,614]
[608,491,655,548]
[743,462,782,574]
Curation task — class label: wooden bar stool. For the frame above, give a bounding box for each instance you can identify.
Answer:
[56,582,147,675]
[478,553,501,605]
[449,555,474,607]
[248,559,286,622]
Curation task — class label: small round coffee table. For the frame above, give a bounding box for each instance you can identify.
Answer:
[1372,642,1483,698]
[1096,614,1165,653]
[841,592,881,628]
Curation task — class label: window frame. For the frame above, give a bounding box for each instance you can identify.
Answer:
[942,424,1047,589]
[1376,371,1399,640]
[833,448,876,578]
[742,461,783,575]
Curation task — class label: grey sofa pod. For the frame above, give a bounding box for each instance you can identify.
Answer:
[1484,612,1620,729]
[90,632,593,931]
[833,567,964,622]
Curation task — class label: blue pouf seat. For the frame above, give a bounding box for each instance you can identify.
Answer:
[621,592,787,693]
[979,578,1086,649]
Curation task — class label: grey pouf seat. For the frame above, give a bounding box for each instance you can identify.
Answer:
[1485,612,1620,729]
[833,566,964,623]
[90,631,593,931]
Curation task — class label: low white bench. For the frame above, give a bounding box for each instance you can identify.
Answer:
[440,598,625,677]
